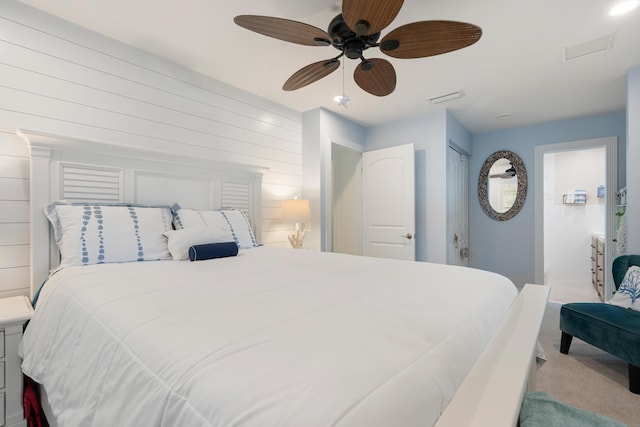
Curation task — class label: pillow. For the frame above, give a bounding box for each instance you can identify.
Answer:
[163,227,233,260]
[608,265,640,310]
[45,202,173,267]
[189,242,239,261]
[173,208,258,249]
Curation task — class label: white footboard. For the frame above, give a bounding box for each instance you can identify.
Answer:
[435,284,550,427]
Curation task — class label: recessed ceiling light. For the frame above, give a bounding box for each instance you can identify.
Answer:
[609,0,640,16]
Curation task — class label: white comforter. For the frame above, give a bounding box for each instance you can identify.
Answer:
[21,247,517,427]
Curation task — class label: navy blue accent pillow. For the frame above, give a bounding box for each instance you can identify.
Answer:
[188,242,239,261]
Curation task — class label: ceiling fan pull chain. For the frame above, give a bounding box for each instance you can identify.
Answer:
[340,59,346,98]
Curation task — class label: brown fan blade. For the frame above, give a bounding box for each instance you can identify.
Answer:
[283,59,340,91]
[380,21,482,59]
[353,58,396,96]
[342,0,404,36]
[234,15,332,46]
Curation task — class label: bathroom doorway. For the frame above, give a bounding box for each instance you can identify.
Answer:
[535,137,617,303]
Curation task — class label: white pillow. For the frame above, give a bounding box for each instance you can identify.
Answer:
[46,203,173,267]
[173,208,258,249]
[608,265,640,310]
[163,227,234,260]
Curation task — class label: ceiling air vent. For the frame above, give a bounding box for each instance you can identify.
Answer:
[428,90,465,104]
[564,34,615,61]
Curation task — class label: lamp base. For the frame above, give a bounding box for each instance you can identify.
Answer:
[288,224,306,249]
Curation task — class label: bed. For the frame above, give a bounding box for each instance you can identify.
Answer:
[17,130,549,427]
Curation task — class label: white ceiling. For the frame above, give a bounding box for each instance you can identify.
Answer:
[18,0,640,133]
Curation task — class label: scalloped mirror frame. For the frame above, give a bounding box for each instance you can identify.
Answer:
[478,150,528,221]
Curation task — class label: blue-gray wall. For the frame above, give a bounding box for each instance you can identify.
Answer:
[366,111,448,263]
[446,110,473,156]
[304,104,627,283]
[469,111,627,287]
[302,108,366,251]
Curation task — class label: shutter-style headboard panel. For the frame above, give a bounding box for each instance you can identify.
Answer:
[18,129,267,298]
[221,181,252,212]
[60,164,123,203]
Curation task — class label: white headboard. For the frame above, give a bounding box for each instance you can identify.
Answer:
[18,130,267,298]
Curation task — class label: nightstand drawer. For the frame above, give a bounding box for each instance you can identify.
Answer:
[0,391,5,426]
[0,296,33,427]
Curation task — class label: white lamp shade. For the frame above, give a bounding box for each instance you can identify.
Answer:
[282,199,310,224]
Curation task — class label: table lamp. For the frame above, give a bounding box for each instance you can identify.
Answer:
[282,199,310,249]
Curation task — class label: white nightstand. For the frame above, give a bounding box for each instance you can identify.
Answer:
[0,296,33,427]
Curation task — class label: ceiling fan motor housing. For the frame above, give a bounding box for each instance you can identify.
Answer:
[328,14,380,58]
[345,40,365,59]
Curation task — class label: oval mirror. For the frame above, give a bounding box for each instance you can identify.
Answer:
[478,150,527,221]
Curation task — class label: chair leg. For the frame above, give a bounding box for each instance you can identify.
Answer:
[560,331,573,354]
[630,364,640,394]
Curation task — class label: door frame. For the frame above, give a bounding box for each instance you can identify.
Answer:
[325,139,416,260]
[331,143,363,255]
[323,135,365,252]
[534,137,617,300]
[447,143,470,266]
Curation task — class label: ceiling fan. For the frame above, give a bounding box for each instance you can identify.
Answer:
[490,164,517,179]
[234,0,482,97]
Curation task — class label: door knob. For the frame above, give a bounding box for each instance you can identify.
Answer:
[401,233,413,240]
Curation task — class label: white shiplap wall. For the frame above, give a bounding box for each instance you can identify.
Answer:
[0,2,303,297]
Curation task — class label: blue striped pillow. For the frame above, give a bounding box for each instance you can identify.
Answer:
[46,203,173,267]
[172,208,258,249]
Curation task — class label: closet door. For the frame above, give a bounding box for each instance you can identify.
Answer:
[448,147,469,266]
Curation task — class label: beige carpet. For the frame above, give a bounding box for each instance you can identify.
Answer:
[536,302,640,427]
[546,280,602,303]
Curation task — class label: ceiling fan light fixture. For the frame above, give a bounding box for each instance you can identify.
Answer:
[429,90,465,104]
[345,39,365,59]
[609,0,640,16]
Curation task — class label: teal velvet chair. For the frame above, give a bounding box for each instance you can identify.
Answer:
[560,254,640,394]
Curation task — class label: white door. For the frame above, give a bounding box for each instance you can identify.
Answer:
[448,147,469,266]
[362,144,415,260]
